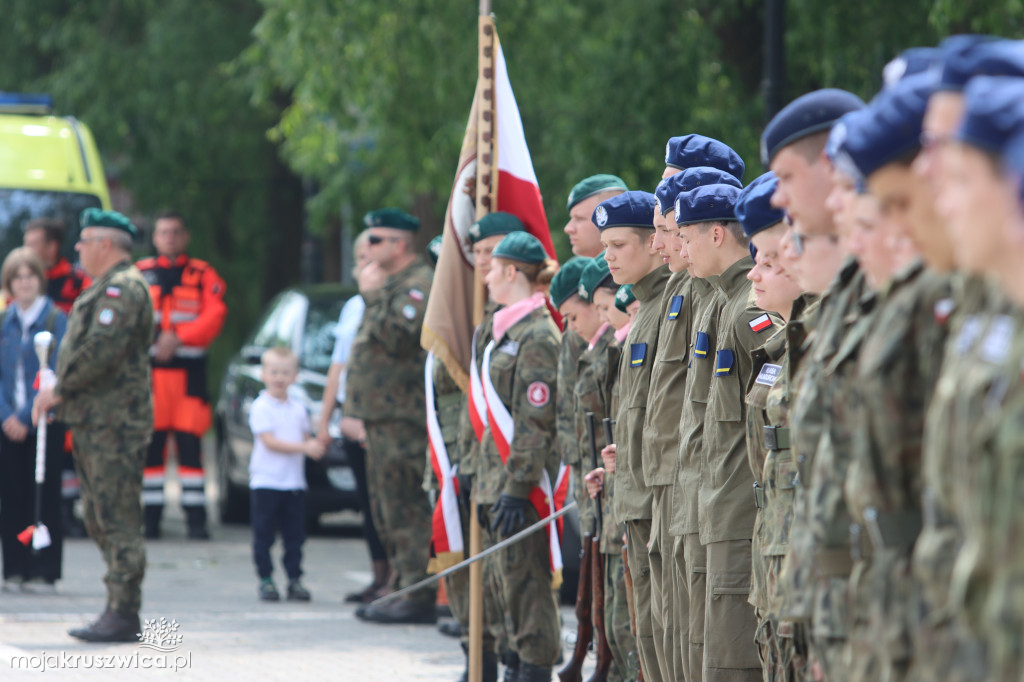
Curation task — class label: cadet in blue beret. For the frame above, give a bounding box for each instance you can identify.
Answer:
[565,174,628,258]
[594,188,671,681]
[882,47,941,89]
[664,134,746,181]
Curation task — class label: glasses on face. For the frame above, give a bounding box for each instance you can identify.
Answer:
[791,230,838,256]
[367,234,399,246]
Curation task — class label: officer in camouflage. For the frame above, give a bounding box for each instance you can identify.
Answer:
[34,208,153,643]
[348,208,437,625]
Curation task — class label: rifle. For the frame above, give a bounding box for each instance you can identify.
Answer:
[587,412,613,681]
[558,499,593,681]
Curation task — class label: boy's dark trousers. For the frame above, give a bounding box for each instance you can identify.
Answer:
[250,488,306,580]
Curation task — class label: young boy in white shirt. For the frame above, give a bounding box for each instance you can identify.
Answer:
[249,346,325,601]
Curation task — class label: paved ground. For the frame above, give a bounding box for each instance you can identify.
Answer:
[0,475,591,679]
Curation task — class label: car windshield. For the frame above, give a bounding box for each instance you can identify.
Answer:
[302,292,348,374]
[0,189,102,260]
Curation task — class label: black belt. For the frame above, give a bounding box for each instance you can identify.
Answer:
[764,425,791,451]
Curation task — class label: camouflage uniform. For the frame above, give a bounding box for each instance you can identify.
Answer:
[845,261,950,682]
[670,274,718,682]
[700,258,780,682]
[476,305,562,667]
[908,276,1003,682]
[779,257,862,681]
[643,269,692,681]
[575,324,635,681]
[55,260,154,615]
[346,257,435,603]
[560,331,591,535]
[614,264,671,682]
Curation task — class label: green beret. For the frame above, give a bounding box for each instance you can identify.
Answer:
[577,257,613,303]
[468,212,524,245]
[614,284,636,313]
[566,174,629,211]
[79,208,137,238]
[427,235,443,266]
[364,207,420,232]
[548,257,589,308]
[491,231,547,265]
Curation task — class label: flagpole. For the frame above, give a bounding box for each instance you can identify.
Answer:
[469,7,496,682]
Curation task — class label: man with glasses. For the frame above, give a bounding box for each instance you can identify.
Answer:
[347,208,438,625]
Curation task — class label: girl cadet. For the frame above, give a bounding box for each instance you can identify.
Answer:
[478,231,563,682]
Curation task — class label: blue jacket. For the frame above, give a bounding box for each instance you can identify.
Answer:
[0,297,67,427]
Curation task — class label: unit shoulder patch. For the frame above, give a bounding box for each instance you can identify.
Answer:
[629,342,647,368]
[527,381,550,407]
[401,304,417,320]
[755,363,782,387]
[749,313,773,333]
[97,307,116,326]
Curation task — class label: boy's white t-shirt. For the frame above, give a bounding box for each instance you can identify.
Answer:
[248,390,310,491]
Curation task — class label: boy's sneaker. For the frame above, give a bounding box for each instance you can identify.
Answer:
[258,578,280,602]
[287,580,311,602]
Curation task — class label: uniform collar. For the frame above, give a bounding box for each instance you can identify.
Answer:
[711,256,754,297]
[631,264,671,303]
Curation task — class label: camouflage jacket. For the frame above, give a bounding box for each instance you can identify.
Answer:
[55,260,153,430]
[700,257,782,544]
[643,270,693,486]
[612,265,671,524]
[669,275,718,538]
[346,257,433,424]
[476,305,561,504]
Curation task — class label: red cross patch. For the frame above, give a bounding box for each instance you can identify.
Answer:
[527,382,550,408]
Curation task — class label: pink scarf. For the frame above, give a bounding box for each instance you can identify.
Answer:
[492,291,547,342]
[587,322,611,351]
[614,321,632,344]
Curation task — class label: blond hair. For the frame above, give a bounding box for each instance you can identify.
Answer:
[494,257,559,289]
[261,345,299,369]
[1,247,46,294]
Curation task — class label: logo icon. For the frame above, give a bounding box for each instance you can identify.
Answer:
[595,205,608,227]
[138,617,183,653]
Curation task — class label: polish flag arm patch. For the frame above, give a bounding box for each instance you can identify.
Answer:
[749,313,773,333]
[527,381,551,407]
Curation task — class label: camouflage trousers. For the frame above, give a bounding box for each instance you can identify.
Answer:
[480,506,561,667]
[604,549,639,681]
[73,423,151,614]
[364,420,435,603]
[808,574,850,682]
[760,554,808,682]
[625,519,659,682]
[445,498,507,655]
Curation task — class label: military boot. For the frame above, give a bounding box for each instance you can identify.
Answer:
[144,505,162,540]
[345,559,390,603]
[69,609,141,643]
[185,506,210,540]
[457,643,498,682]
[515,662,551,682]
[356,596,437,625]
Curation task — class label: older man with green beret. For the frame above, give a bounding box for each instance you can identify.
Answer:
[565,174,629,258]
[34,208,154,642]
[349,208,438,625]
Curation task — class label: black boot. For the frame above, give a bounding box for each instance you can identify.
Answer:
[185,506,210,540]
[144,506,162,540]
[62,499,87,538]
[501,651,519,682]
[458,643,498,682]
[356,596,437,625]
[345,559,389,603]
[515,662,551,682]
[69,610,141,643]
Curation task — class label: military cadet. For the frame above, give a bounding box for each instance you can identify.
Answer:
[675,183,782,682]
[761,89,866,682]
[137,212,228,540]
[737,172,808,682]
[663,134,746,181]
[477,231,563,682]
[565,175,629,258]
[650,162,743,682]
[574,256,636,682]
[348,208,437,625]
[595,190,669,682]
[454,211,526,681]
[34,208,153,642]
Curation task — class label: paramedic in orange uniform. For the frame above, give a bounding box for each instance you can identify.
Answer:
[136,212,227,540]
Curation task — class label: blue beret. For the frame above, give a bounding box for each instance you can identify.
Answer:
[567,174,629,211]
[674,184,742,227]
[549,257,589,307]
[592,191,656,231]
[735,172,785,239]
[364,207,419,231]
[936,36,1022,91]
[825,110,869,193]
[492,231,547,265]
[958,76,1024,155]
[883,47,941,89]
[840,74,933,181]
[761,89,866,166]
[80,208,137,238]
[655,167,742,215]
[664,135,745,180]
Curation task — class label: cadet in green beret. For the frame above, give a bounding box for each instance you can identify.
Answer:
[564,175,628,258]
[35,208,154,642]
[349,208,439,625]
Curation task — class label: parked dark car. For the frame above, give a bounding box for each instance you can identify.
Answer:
[215,284,360,525]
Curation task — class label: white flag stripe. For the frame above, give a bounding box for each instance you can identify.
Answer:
[495,44,539,185]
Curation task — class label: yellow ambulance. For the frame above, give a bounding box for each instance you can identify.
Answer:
[0,93,111,258]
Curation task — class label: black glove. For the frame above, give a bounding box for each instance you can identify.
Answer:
[456,473,472,513]
[489,494,530,537]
